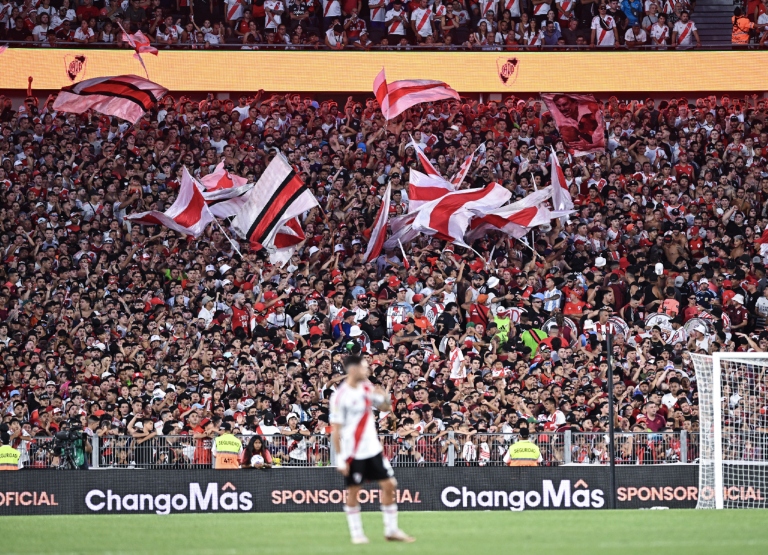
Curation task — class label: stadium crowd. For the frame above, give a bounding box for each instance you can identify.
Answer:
[0,88,768,469]
[0,0,733,49]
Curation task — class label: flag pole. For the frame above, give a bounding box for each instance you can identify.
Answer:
[213,216,243,258]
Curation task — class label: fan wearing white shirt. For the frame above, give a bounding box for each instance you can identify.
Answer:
[625,22,647,47]
[671,11,699,49]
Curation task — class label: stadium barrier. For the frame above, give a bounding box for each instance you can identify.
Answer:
[0,465,710,515]
[1,48,768,92]
[20,431,699,469]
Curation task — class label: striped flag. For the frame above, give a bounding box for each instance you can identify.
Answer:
[202,182,254,219]
[550,147,574,211]
[200,161,249,192]
[408,169,454,213]
[52,75,168,124]
[412,183,511,247]
[126,167,212,237]
[468,204,573,242]
[383,212,419,250]
[449,151,476,189]
[118,22,157,77]
[231,154,318,250]
[374,68,460,120]
[408,136,441,178]
[363,184,391,262]
[270,217,306,267]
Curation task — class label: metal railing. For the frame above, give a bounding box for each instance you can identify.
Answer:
[18,431,699,469]
[568,431,699,465]
[0,39,746,50]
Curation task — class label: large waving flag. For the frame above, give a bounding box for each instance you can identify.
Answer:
[408,169,454,213]
[52,75,168,124]
[200,161,249,192]
[550,147,574,211]
[363,184,392,262]
[374,68,460,120]
[384,212,419,250]
[202,182,254,219]
[467,203,574,242]
[231,154,318,249]
[126,167,212,237]
[118,22,157,77]
[412,183,511,247]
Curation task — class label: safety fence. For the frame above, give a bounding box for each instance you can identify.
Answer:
[18,431,700,469]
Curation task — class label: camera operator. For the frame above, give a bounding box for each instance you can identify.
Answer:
[51,419,92,469]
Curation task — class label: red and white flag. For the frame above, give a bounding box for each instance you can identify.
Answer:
[412,183,511,247]
[408,169,454,213]
[231,154,318,249]
[550,147,574,211]
[363,183,391,262]
[52,75,168,124]
[449,150,477,189]
[384,212,419,250]
[408,136,441,178]
[270,217,306,267]
[118,22,157,77]
[468,203,573,241]
[373,68,460,120]
[200,161,249,192]
[126,167,212,237]
[202,182,254,219]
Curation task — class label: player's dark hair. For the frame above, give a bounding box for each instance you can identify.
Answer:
[344,354,364,371]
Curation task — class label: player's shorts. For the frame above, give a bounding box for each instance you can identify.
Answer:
[346,453,394,486]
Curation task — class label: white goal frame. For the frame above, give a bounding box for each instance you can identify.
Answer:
[695,352,768,509]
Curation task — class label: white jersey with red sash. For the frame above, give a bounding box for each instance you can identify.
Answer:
[557,0,574,22]
[591,15,616,45]
[322,0,341,17]
[329,381,383,462]
[503,0,521,17]
[673,20,695,46]
[480,0,497,18]
[412,6,433,36]
[369,0,386,22]
[264,0,283,29]
[385,7,407,34]
[651,21,668,44]
[225,0,244,21]
[524,29,541,45]
[532,0,550,16]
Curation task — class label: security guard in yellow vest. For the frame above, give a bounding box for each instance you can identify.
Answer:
[0,437,21,470]
[212,424,243,469]
[504,428,542,467]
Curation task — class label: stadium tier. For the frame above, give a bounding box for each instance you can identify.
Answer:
[0,15,768,555]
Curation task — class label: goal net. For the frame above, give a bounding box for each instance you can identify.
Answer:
[691,353,768,509]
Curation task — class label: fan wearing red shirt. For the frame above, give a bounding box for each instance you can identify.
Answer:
[635,401,665,432]
[231,294,251,335]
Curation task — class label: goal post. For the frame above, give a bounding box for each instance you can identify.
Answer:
[692,353,768,509]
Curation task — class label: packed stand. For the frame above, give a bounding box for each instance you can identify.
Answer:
[0,90,767,470]
[0,0,728,49]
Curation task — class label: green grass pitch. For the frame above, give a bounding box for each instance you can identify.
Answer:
[2,510,767,555]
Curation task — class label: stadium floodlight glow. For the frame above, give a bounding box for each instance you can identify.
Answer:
[692,353,768,509]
